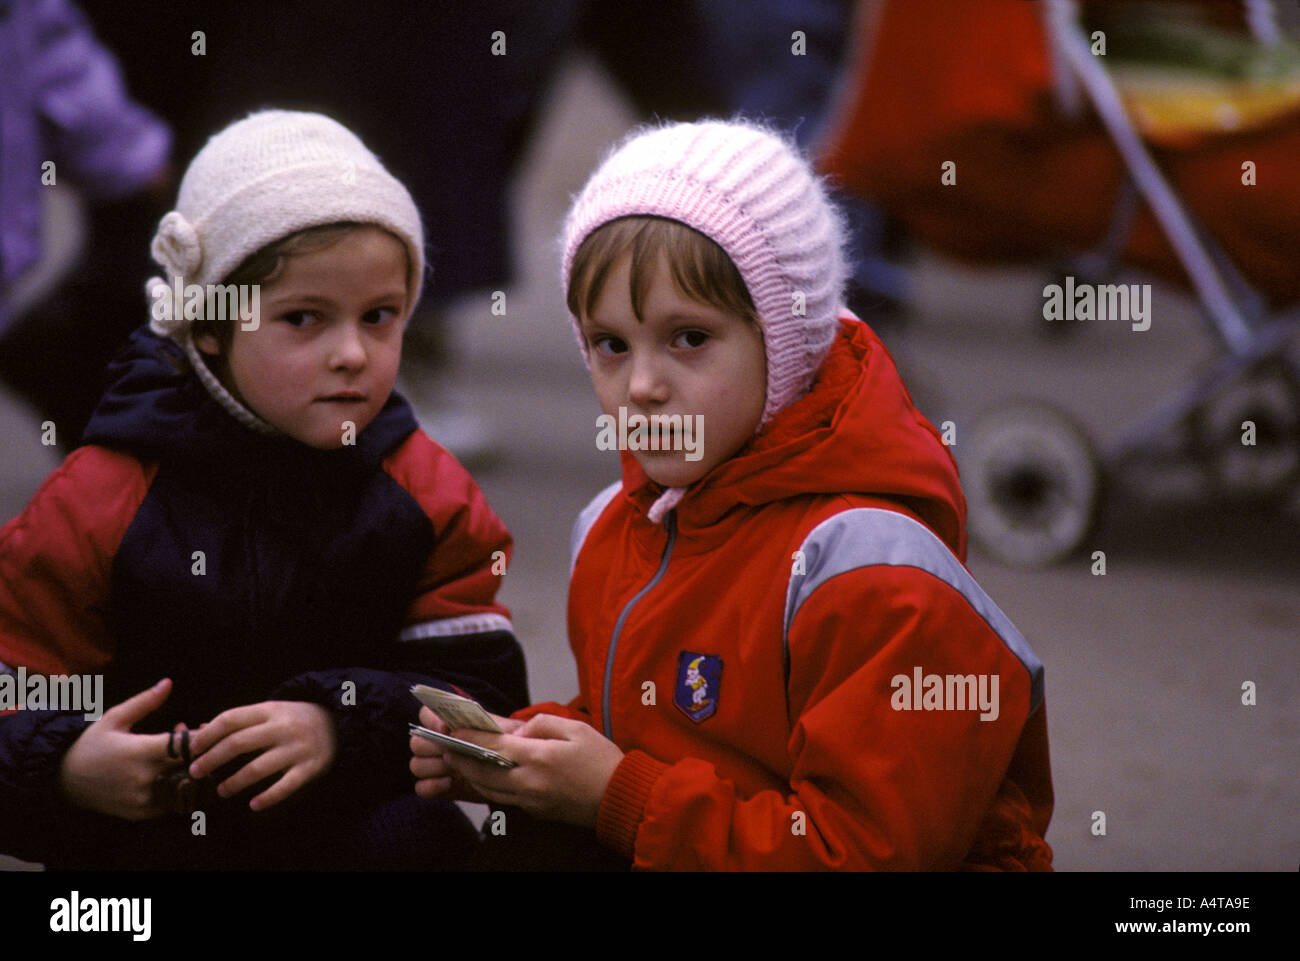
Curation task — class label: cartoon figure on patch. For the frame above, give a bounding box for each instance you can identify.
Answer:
[675,652,722,723]
[686,658,709,708]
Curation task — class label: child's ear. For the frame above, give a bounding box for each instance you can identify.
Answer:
[192,330,221,356]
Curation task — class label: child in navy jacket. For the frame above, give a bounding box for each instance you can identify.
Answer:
[0,110,527,869]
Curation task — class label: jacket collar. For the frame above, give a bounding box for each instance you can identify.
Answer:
[81,326,417,475]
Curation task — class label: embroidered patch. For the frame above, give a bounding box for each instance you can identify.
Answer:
[674,651,722,723]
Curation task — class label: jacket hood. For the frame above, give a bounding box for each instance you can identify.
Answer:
[620,316,967,557]
[81,326,417,475]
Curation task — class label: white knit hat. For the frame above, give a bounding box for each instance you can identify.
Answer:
[561,119,849,428]
[146,110,424,434]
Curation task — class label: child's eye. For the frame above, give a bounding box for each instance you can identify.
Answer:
[281,310,319,327]
[364,307,400,325]
[672,330,710,349]
[590,334,627,356]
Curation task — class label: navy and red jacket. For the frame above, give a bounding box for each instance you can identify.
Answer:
[0,327,527,867]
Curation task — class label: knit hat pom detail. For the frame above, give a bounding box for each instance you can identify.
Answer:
[151,211,202,278]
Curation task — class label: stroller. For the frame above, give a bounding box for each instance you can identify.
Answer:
[820,0,1300,566]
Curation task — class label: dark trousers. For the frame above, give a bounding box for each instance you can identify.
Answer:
[27,791,478,872]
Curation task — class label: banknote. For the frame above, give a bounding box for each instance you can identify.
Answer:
[410,685,503,733]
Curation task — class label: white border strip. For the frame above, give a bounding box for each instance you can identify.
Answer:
[400,612,513,641]
[570,480,622,573]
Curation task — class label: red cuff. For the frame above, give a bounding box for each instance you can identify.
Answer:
[594,749,670,860]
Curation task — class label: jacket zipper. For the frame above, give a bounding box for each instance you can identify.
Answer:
[602,510,677,739]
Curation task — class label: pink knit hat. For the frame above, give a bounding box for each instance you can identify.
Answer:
[561,119,849,428]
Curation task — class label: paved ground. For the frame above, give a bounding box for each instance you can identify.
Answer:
[3,56,1296,871]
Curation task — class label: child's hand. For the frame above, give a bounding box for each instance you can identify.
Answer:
[441,714,624,829]
[409,704,522,803]
[58,678,184,821]
[187,701,336,811]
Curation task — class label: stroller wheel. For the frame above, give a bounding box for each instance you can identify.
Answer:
[1192,364,1300,503]
[961,403,1101,567]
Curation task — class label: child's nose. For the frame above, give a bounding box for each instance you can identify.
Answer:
[328,322,368,369]
[627,352,670,406]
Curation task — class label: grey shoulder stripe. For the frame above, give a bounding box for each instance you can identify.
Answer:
[784,508,1044,712]
[570,480,622,573]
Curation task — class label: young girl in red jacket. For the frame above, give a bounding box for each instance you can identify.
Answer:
[412,119,1054,871]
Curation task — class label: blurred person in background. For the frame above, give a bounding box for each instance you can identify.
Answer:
[0,0,172,450]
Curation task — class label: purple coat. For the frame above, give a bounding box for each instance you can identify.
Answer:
[0,0,169,323]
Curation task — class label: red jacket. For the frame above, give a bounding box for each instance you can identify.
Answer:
[520,316,1053,870]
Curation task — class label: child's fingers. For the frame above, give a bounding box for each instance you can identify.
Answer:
[440,758,516,806]
[248,766,308,812]
[450,776,523,809]
[188,704,266,756]
[190,723,272,779]
[409,750,452,780]
[101,678,172,731]
[413,776,454,799]
[442,749,522,793]
[151,730,189,767]
[409,731,447,757]
[515,713,578,740]
[442,727,506,749]
[215,747,289,799]
[158,723,193,766]
[493,713,525,734]
[417,706,446,732]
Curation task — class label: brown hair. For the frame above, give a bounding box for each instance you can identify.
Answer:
[567,217,757,328]
[191,222,401,352]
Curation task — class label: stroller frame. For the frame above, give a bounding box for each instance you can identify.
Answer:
[963,0,1300,566]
